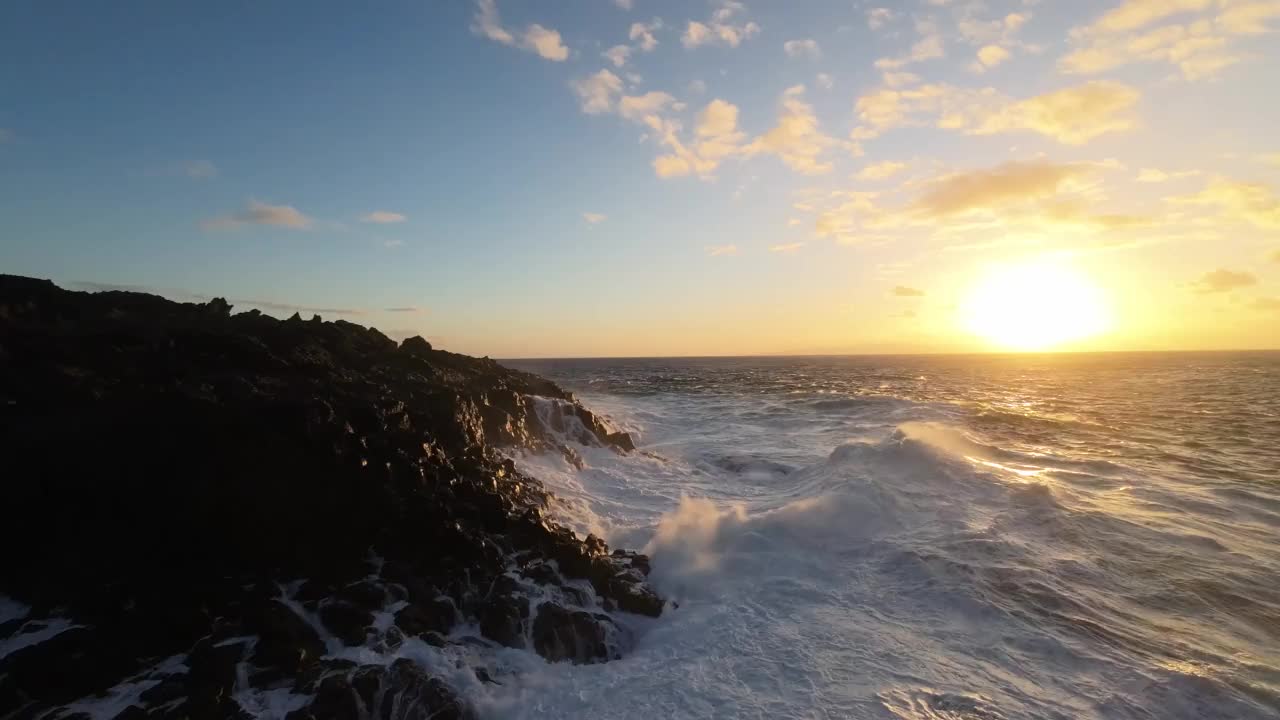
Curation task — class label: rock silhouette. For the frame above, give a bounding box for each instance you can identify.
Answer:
[0,275,660,719]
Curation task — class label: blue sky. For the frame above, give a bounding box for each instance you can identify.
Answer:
[2,0,1278,356]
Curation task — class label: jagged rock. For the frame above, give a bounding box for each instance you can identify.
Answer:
[479,593,528,649]
[287,660,474,720]
[0,274,663,716]
[531,602,620,664]
[399,335,433,357]
[249,601,324,672]
[394,599,454,637]
[319,602,374,647]
[335,581,387,611]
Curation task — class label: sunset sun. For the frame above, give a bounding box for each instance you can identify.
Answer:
[961,257,1111,351]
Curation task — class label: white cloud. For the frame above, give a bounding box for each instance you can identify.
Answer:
[203,200,312,231]
[603,44,631,67]
[706,244,739,256]
[583,212,607,224]
[688,79,708,94]
[572,69,625,114]
[875,33,944,69]
[770,242,806,253]
[857,161,907,180]
[784,39,821,59]
[867,7,895,30]
[973,44,1011,71]
[1059,0,1280,80]
[852,80,1140,145]
[362,211,407,224]
[630,19,662,51]
[471,0,569,61]
[185,160,217,179]
[614,0,633,9]
[745,85,852,175]
[682,2,760,48]
[1137,168,1200,182]
[816,73,834,90]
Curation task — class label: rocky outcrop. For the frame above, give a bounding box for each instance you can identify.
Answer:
[0,275,660,719]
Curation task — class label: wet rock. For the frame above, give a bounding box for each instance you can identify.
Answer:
[531,602,619,664]
[479,593,528,649]
[0,274,664,714]
[287,660,474,720]
[249,601,323,672]
[319,601,373,647]
[393,599,453,637]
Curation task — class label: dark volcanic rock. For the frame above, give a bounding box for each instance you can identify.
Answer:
[531,602,622,664]
[319,601,374,647]
[0,274,662,718]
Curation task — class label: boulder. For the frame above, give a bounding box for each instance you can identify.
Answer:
[531,602,620,664]
[319,602,373,647]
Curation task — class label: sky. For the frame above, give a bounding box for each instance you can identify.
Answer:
[1,0,1278,357]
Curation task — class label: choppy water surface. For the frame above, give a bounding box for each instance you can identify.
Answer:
[497,352,1280,720]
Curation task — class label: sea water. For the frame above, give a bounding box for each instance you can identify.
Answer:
[488,352,1280,720]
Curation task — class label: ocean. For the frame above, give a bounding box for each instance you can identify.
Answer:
[488,352,1280,720]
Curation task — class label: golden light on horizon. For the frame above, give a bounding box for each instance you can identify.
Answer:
[961,257,1112,351]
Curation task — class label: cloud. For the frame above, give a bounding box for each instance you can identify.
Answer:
[383,306,424,313]
[361,210,407,224]
[744,85,853,175]
[1059,0,1280,80]
[892,285,926,297]
[1252,297,1280,311]
[652,98,746,179]
[203,200,312,231]
[1190,268,1258,293]
[185,160,217,179]
[875,33,944,69]
[857,161,907,181]
[706,244,739,256]
[630,19,662,51]
[784,39,821,59]
[973,44,1011,71]
[1175,178,1280,229]
[770,242,805,253]
[867,8,895,30]
[682,2,760,49]
[472,0,569,61]
[614,0,633,9]
[1271,248,1280,263]
[1091,0,1216,34]
[1137,168,1200,182]
[853,80,1140,145]
[816,73,834,90]
[572,69,625,114]
[583,212,607,224]
[912,161,1093,217]
[603,45,631,67]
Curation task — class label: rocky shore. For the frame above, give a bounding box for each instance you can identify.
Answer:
[0,275,662,719]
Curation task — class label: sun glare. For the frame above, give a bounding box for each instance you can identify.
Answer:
[961,257,1111,351]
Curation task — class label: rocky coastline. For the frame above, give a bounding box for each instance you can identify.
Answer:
[0,275,662,719]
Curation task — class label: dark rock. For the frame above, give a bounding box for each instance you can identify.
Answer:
[249,601,323,672]
[0,274,663,708]
[479,594,528,649]
[399,335,433,357]
[531,602,619,664]
[319,602,373,647]
[394,599,453,637]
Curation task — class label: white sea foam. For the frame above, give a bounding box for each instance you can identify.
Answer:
[491,355,1280,720]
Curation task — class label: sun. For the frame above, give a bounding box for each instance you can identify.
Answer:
[961,257,1111,351]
